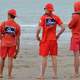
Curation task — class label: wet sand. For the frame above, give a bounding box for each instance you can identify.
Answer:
[1,27,80,80]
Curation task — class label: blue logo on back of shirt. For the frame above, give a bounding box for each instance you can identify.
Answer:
[46,18,56,26]
[5,26,15,35]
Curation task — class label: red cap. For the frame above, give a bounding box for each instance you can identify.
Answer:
[8,9,17,17]
[44,3,54,11]
[74,1,80,12]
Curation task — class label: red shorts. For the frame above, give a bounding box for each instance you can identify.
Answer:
[39,40,58,57]
[0,46,16,59]
[70,38,80,52]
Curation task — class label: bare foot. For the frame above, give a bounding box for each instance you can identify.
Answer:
[71,73,80,78]
[8,75,13,79]
[52,76,57,79]
[0,78,3,80]
[37,76,45,80]
[8,79,13,80]
[0,75,3,78]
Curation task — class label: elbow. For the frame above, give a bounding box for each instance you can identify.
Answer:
[68,24,72,29]
[63,27,65,31]
[69,26,72,29]
[62,27,65,32]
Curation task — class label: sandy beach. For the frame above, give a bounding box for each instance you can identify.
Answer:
[0,0,79,80]
[0,26,79,80]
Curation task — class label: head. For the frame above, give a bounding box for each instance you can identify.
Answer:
[44,3,54,14]
[8,9,17,20]
[74,1,80,12]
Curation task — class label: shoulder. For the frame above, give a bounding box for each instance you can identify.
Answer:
[52,14,61,20]
[15,23,21,31]
[72,13,80,19]
[0,21,6,26]
[39,14,46,23]
[40,15,46,20]
[15,22,20,27]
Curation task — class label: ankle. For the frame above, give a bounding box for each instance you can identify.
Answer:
[40,75,44,78]
[0,73,3,76]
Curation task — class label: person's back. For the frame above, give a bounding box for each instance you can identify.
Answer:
[40,13,62,42]
[1,19,20,47]
[0,9,21,79]
[36,3,65,79]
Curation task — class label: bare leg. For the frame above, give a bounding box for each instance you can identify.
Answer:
[79,50,80,66]
[51,56,57,79]
[8,57,14,79]
[0,58,5,78]
[0,78,3,80]
[73,51,80,77]
[40,56,47,80]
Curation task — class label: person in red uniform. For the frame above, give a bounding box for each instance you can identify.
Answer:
[36,3,65,80]
[68,1,80,78]
[0,9,21,79]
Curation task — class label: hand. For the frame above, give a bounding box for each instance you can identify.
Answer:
[14,48,19,59]
[14,53,17,59]
[37,36,41,41]
[56,35,60,40]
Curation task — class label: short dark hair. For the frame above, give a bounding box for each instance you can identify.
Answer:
[8,13,16,19]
